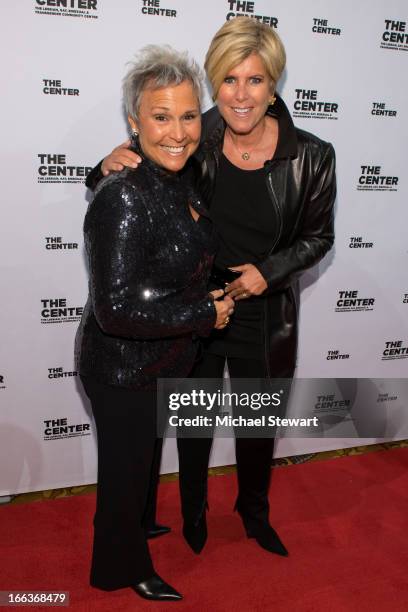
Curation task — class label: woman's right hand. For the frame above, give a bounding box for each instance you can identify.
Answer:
[101,140,142,176]
[210,290,235,329]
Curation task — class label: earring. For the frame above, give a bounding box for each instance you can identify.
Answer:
[269,95,276,106]
[132,128,138,137]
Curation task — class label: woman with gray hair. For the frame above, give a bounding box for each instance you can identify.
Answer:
[75,45,233,601]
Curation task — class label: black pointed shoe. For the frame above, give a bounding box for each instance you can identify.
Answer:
[246,523,288,556]
[133,574,182,601]
[182,513,207,554]
[145,523,171,539]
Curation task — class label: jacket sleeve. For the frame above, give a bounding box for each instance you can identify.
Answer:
[255,143,336,292]
[85,179,216,339]
[85,160,104,191]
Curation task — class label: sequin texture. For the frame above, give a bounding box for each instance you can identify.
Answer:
[75,153,217,390]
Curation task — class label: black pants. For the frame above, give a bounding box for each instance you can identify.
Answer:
[82,377,160,590]
[177,353,275,528]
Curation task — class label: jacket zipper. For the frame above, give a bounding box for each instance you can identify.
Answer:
[288,284,299,368]
[263,167,283,380]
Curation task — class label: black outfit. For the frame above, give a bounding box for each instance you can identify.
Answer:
[76,145,216,589]
[81,378,157,587]
[212,154,278,270]
[208,153,277,359]
[77,152,216,390]
[177,354,273,530]
[195,95,336,378]
[178,96,336,532]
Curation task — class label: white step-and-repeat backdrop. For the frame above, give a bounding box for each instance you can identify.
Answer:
[1,0,407,495]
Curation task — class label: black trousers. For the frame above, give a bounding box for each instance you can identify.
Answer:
[81,377,160,590]
[177,353,275,527]
[142,439,162,529]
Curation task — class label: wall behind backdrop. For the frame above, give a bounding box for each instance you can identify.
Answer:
[1,0,407,495]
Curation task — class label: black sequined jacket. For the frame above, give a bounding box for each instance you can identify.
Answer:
[196,96,336,377]
[76,151,217,390]
[86,96,336,379]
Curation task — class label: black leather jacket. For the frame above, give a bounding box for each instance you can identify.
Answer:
[85,96,336,379]
[76,151,217,390]
[196,96,336,377]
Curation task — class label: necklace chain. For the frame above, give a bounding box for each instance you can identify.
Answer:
[227,124,266,161]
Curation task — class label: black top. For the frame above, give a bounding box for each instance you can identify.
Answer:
[212,154,278,268]
[207,154,279,359]
[76,143,217,390]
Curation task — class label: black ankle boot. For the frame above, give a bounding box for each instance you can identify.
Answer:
[182,512,207,554]
[245,522,288,556]
[235,501,288,557]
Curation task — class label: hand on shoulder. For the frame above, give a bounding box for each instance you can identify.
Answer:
[101,139,142,176]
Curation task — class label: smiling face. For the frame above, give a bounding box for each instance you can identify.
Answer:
[128,80,201,172]
[215,52,273,136]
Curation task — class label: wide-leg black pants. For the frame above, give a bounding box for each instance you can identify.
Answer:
[177,353,275,527]
[81,377,160,590]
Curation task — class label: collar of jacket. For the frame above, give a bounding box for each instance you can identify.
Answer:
[199,94,298,161]
[129,135,211,218]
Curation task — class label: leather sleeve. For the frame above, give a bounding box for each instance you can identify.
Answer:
[85,178,216,339]
[85,160,104,191]
[256,143,336,292]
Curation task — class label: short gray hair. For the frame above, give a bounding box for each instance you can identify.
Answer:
[123,45,203,120]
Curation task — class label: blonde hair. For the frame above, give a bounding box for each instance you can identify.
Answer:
[205,18,286,100]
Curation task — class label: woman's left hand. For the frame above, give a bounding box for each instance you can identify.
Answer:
[224,264,268,300]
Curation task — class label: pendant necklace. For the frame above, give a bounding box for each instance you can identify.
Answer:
[227,123,266,161]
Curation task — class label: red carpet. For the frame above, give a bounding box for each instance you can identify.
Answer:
[1,448,408,611]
